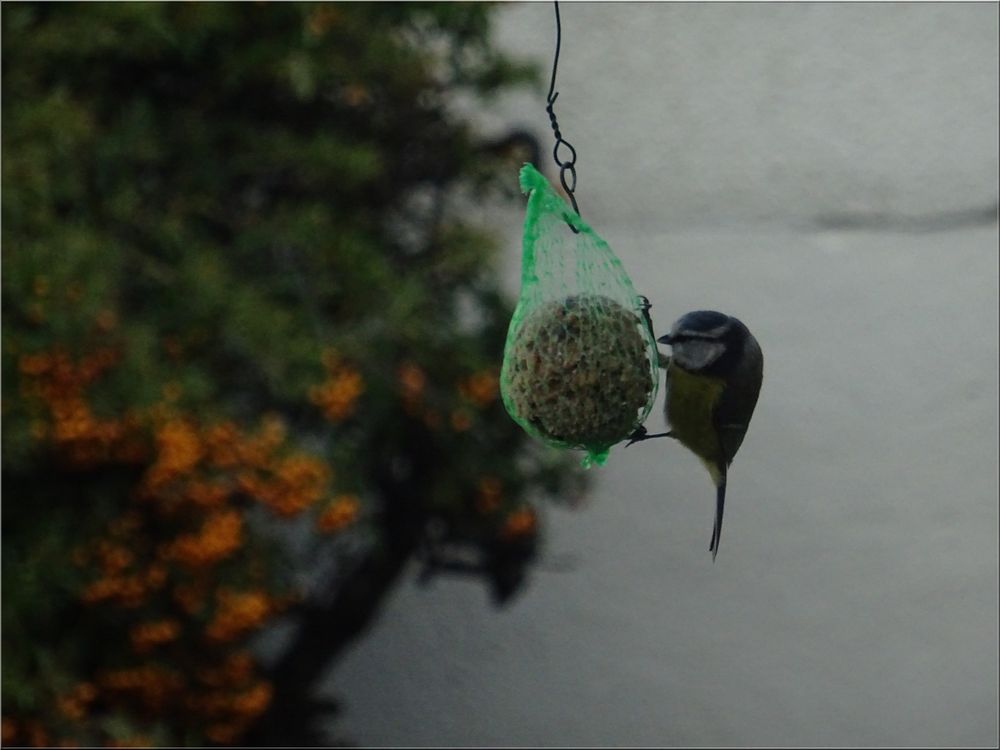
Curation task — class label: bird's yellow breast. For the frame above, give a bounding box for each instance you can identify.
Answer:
[665,363,726,474]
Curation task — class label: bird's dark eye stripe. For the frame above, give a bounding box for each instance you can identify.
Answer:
[675,332,720,342]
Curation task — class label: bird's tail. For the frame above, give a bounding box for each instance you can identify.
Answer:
[709,475,727,562]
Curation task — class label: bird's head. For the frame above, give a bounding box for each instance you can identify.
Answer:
[658,310,744,375]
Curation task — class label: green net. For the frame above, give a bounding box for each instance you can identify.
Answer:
[500,164,660,467]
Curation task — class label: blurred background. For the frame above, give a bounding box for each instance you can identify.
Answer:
[2,2,997,748]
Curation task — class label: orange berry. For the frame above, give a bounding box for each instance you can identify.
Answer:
[450,409,472,432]
[205,723,243,745]
[95,309,117,332]
[163,509,242,568]
[130,619,181,652]
[476,476,503,514]
[1,718,14,745]
[396,362,425,399]
[317,495,361,533]
[205,589,272,642]
[500,507,538,540]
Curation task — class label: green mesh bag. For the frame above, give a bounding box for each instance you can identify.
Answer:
[500,163,660,467]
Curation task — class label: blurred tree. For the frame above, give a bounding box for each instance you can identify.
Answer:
[1,3,585,746]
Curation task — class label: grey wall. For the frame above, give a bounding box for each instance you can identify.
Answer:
[328,3,999,747]
[474,2,999,228]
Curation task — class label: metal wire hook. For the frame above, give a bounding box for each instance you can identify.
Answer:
[545,1,581,232]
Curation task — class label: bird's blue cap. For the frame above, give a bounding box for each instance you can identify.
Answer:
[673,310,731,332]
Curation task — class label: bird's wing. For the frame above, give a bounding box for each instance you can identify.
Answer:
[712,366,761,467]
[717,423,748,468]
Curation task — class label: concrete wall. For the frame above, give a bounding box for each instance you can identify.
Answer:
[480,2,998,228]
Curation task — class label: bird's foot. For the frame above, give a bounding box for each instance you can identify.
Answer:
[625,427,674,447]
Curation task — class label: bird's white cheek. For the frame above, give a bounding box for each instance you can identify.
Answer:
[673,341,725,371]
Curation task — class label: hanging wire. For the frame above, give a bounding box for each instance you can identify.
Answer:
[545,0,581,231]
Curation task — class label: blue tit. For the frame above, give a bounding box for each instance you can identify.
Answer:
[655,310,763,560]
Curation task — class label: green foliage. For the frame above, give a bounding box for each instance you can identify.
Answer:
[2,2,583,745]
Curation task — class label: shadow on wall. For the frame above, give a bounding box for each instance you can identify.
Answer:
[812,203,999,232]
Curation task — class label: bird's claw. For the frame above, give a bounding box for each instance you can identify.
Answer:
[626,427,648,447]
[626,427,674,447]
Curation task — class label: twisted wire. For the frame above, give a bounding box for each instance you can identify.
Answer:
[545,1,581,229]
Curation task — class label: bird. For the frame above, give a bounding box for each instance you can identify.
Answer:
[630,310,763,560]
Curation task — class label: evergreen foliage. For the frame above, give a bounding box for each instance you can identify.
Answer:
[2,3,584,745]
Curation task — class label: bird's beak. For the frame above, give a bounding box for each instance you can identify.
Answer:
[657,333,673,345]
